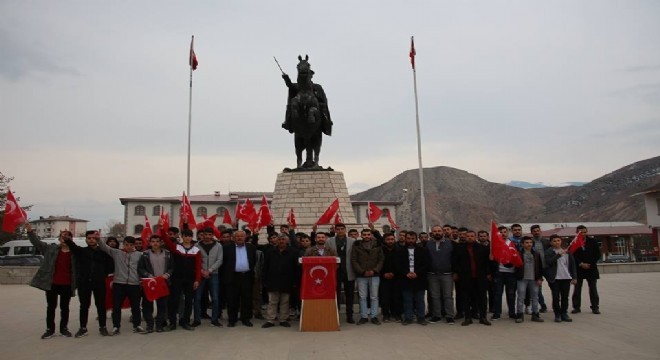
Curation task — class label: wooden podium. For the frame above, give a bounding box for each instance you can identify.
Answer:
[299,256,340,332]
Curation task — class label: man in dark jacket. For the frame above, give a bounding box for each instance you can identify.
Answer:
[379,233,401,322]
[453,230,492,326]
[395,231,429,325]
[571,225,601,314]
[138,234,173,332]
[351,229,384,325]
[222,230,257,327]
[65,230,113,337]
[262,233,299,328]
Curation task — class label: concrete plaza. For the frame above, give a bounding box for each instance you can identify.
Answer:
[0,272,658,360]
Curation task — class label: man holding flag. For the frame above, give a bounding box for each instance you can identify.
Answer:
[138,234,173,333]
[571,225,601,315]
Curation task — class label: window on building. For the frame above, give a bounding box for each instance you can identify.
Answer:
[216,206,228,215]
[382,208,390,217]
[134,224,144,234]
[152,205,163,216]
[152,225,159,233]
[197,206,207,217]
[135,205,145,216]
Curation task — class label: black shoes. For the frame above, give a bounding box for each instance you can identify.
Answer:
[74,328,88,338]
[41,330,55,339]
[99,327,110,336]
[429,316,442,323]
[357,318,369,325]
[571,309,581,314]
[280,321,291,328]
[446,317,455,325]
[479,318,492,326]
[561,313,573,322]
[461,318,473,326]
[531,313,544,322]
[371,318,381,325]
[346,316,355,324]
[191,320,202,327]
[60,328,72,337]
[262,322,275,328]
[181,324,195,331]
[241,320,253,327]
[592,308,601,314]
[227,322,236,328]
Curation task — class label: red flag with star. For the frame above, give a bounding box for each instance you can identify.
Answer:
[257,195,273,229]
[287,208,297,228]
[142,276,170,301]
[316,199,339,225]
[2,188,28,233]
[568,231,586,254]
[179,191,197,229]
[141,215,153,242]
[367,202,383,223]
[409,36,416,70]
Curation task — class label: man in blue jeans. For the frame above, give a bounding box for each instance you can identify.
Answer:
[491,226,518,321]
[351,229,384,325]
[395,231,429,326]
[192,228,223,327]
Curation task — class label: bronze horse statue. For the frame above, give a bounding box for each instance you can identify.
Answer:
[281,55,332,169]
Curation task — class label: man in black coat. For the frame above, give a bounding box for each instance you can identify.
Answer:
[453,230,492,326]
[571,225,601,314]
[222,230,258,327]
[262,234,299,328]
[379,233,402,322]
[65,231,113,337]
[395,231,430,325]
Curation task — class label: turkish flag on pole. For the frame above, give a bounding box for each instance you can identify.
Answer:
[141,215,153,242]
[189,36,198,70]
[142,276,170,302]
[568,231,586,254]
[257,195,273,229]
[367,202,383,223]
[386,211,399,229]
[300,256,337,300]
[2,188,28,233]
[179,192,197,229]
[287,208,297,228]
[222,209,233,225]
[409,36,416,70]
[316,199,339,225]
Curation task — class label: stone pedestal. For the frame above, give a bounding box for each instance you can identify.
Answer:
[271,171,356,233]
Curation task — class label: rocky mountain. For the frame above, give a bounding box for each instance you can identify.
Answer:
[351,156,660,231]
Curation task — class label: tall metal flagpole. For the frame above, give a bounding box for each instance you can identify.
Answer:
[410,36,427,231]
[187,35,195,196]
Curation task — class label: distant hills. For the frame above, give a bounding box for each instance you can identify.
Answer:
[351,156,660,231]
[506,181,588,189]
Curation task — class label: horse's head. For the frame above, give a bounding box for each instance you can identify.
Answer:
[296,54,314,82]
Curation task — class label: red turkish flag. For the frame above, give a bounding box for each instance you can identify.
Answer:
[142,276,170,301]
[409,36,416,70]
[367,202,382,223]
[105,275,131,310]
[491,221,522,267]
[179,191,197,229]
[189,36,198,70]
[386,211,399,229]
[334,212,343,225]
[141,215,153,242]
[287,208,297,228]
[222,208,233,225]
[237,199,257,225]
[300,256,337,300]
[159,210,170,232]
[568,231,586,254]
[2,188,28,233]
[196,214,222,238]
[257,195,273,229]
[316,199,339,225]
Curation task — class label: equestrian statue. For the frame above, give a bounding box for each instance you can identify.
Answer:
[277,55,333,170]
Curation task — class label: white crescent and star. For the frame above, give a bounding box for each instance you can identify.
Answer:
[309,265,328,285]
[146,278,157,291]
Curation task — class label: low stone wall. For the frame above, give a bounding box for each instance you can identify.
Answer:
[0,266,38,284]
[598,262,660,274]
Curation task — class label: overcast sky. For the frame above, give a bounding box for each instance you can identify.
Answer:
[2,0,659,230]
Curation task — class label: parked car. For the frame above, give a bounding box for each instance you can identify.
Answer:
[604,255,631,263]
[0,255,43,266]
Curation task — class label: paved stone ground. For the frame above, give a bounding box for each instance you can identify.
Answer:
[1,273,658,360]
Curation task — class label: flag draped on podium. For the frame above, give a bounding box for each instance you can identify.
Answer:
[300,257,337,300]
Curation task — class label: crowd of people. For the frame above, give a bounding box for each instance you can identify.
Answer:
[25,221,602,339]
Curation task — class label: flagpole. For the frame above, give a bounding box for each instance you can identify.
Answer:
[187,35,194,196]
[411,36,427,231]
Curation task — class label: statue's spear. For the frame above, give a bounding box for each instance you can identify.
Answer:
[273,56,285,75]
